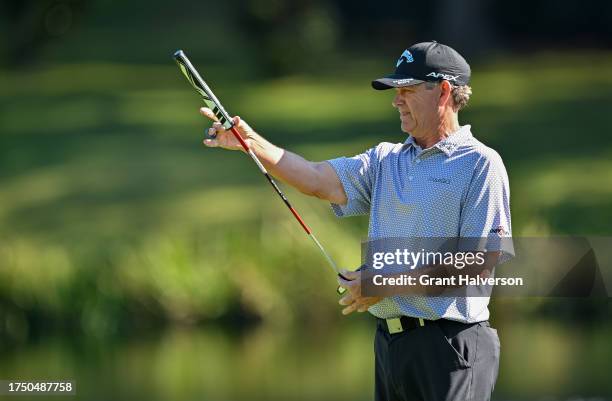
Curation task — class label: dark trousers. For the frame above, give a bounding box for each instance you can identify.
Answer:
[374,319,500,401]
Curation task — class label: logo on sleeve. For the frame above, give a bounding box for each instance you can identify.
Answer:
[490,226,508,237]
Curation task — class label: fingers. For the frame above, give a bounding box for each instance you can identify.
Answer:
[201,107,221,147]
[200,109,253,152]
[233,115,257,137]
[203,121,228,148]
[342,303,359,315]
[341,299,370,315]
[206,126,218,139]
[339,293,353,306]
[203,137,218,147]
[339,292,381,316]
[339,293,371,315]
[339,291,356,316]
[200,107,253,133]
[200,107,219,122]
[203,126,218,147]
[201,108,245,132]
[232,115,247,130]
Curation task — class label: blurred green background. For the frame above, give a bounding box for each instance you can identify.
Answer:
[1,0,612,400]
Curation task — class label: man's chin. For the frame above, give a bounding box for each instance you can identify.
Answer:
[400,123,414,133]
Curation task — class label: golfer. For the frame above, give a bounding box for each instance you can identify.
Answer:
[201,41,512,401]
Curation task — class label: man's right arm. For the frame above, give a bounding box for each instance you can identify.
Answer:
[200,107,347,205]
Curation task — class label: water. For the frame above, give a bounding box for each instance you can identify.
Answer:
[1,319,611,401]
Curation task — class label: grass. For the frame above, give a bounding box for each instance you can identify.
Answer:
[1,52,612,336]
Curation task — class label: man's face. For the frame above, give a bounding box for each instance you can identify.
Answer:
[392,83,441,135]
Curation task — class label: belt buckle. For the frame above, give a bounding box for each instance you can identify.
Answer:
[386,317,403,334]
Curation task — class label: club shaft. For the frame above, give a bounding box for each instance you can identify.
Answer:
[228,127,340,275]
[173,50,342,280]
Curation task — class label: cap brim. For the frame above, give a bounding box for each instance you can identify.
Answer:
[371,74,424,90]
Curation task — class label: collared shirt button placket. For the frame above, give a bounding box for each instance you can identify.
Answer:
[411,154,420,182]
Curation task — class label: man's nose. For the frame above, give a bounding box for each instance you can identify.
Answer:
[392,94,402,108]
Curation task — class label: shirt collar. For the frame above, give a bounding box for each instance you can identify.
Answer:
[403,125,473,157]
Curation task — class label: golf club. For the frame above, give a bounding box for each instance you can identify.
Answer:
[172,50,348,295]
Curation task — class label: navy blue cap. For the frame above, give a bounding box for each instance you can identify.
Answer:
[372,41,471,90]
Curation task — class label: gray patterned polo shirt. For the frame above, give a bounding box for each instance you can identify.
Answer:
[327,125,514,323]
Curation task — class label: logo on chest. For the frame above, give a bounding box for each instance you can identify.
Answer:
[428,176,451,185]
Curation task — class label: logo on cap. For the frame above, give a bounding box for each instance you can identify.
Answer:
[396,50,414,67]
[392,78,414,85]
[426,72,460,82]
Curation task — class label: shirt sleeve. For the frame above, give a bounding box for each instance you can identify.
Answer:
[459,150,514,264]
[326,146,379,217]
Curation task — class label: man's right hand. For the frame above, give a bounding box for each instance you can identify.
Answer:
[200,107,256,152]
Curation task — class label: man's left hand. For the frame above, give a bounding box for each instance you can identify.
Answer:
[337,269,382,315]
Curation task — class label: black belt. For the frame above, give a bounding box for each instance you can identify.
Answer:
[377,316,474,335]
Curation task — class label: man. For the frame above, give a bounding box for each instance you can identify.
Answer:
[201,41,512,401]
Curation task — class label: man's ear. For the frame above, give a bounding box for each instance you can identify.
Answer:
[439,80,453,107]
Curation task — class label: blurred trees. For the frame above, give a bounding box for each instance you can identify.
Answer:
[2,0,611,70]
[0,0,87,67]
[233,0,341,76]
